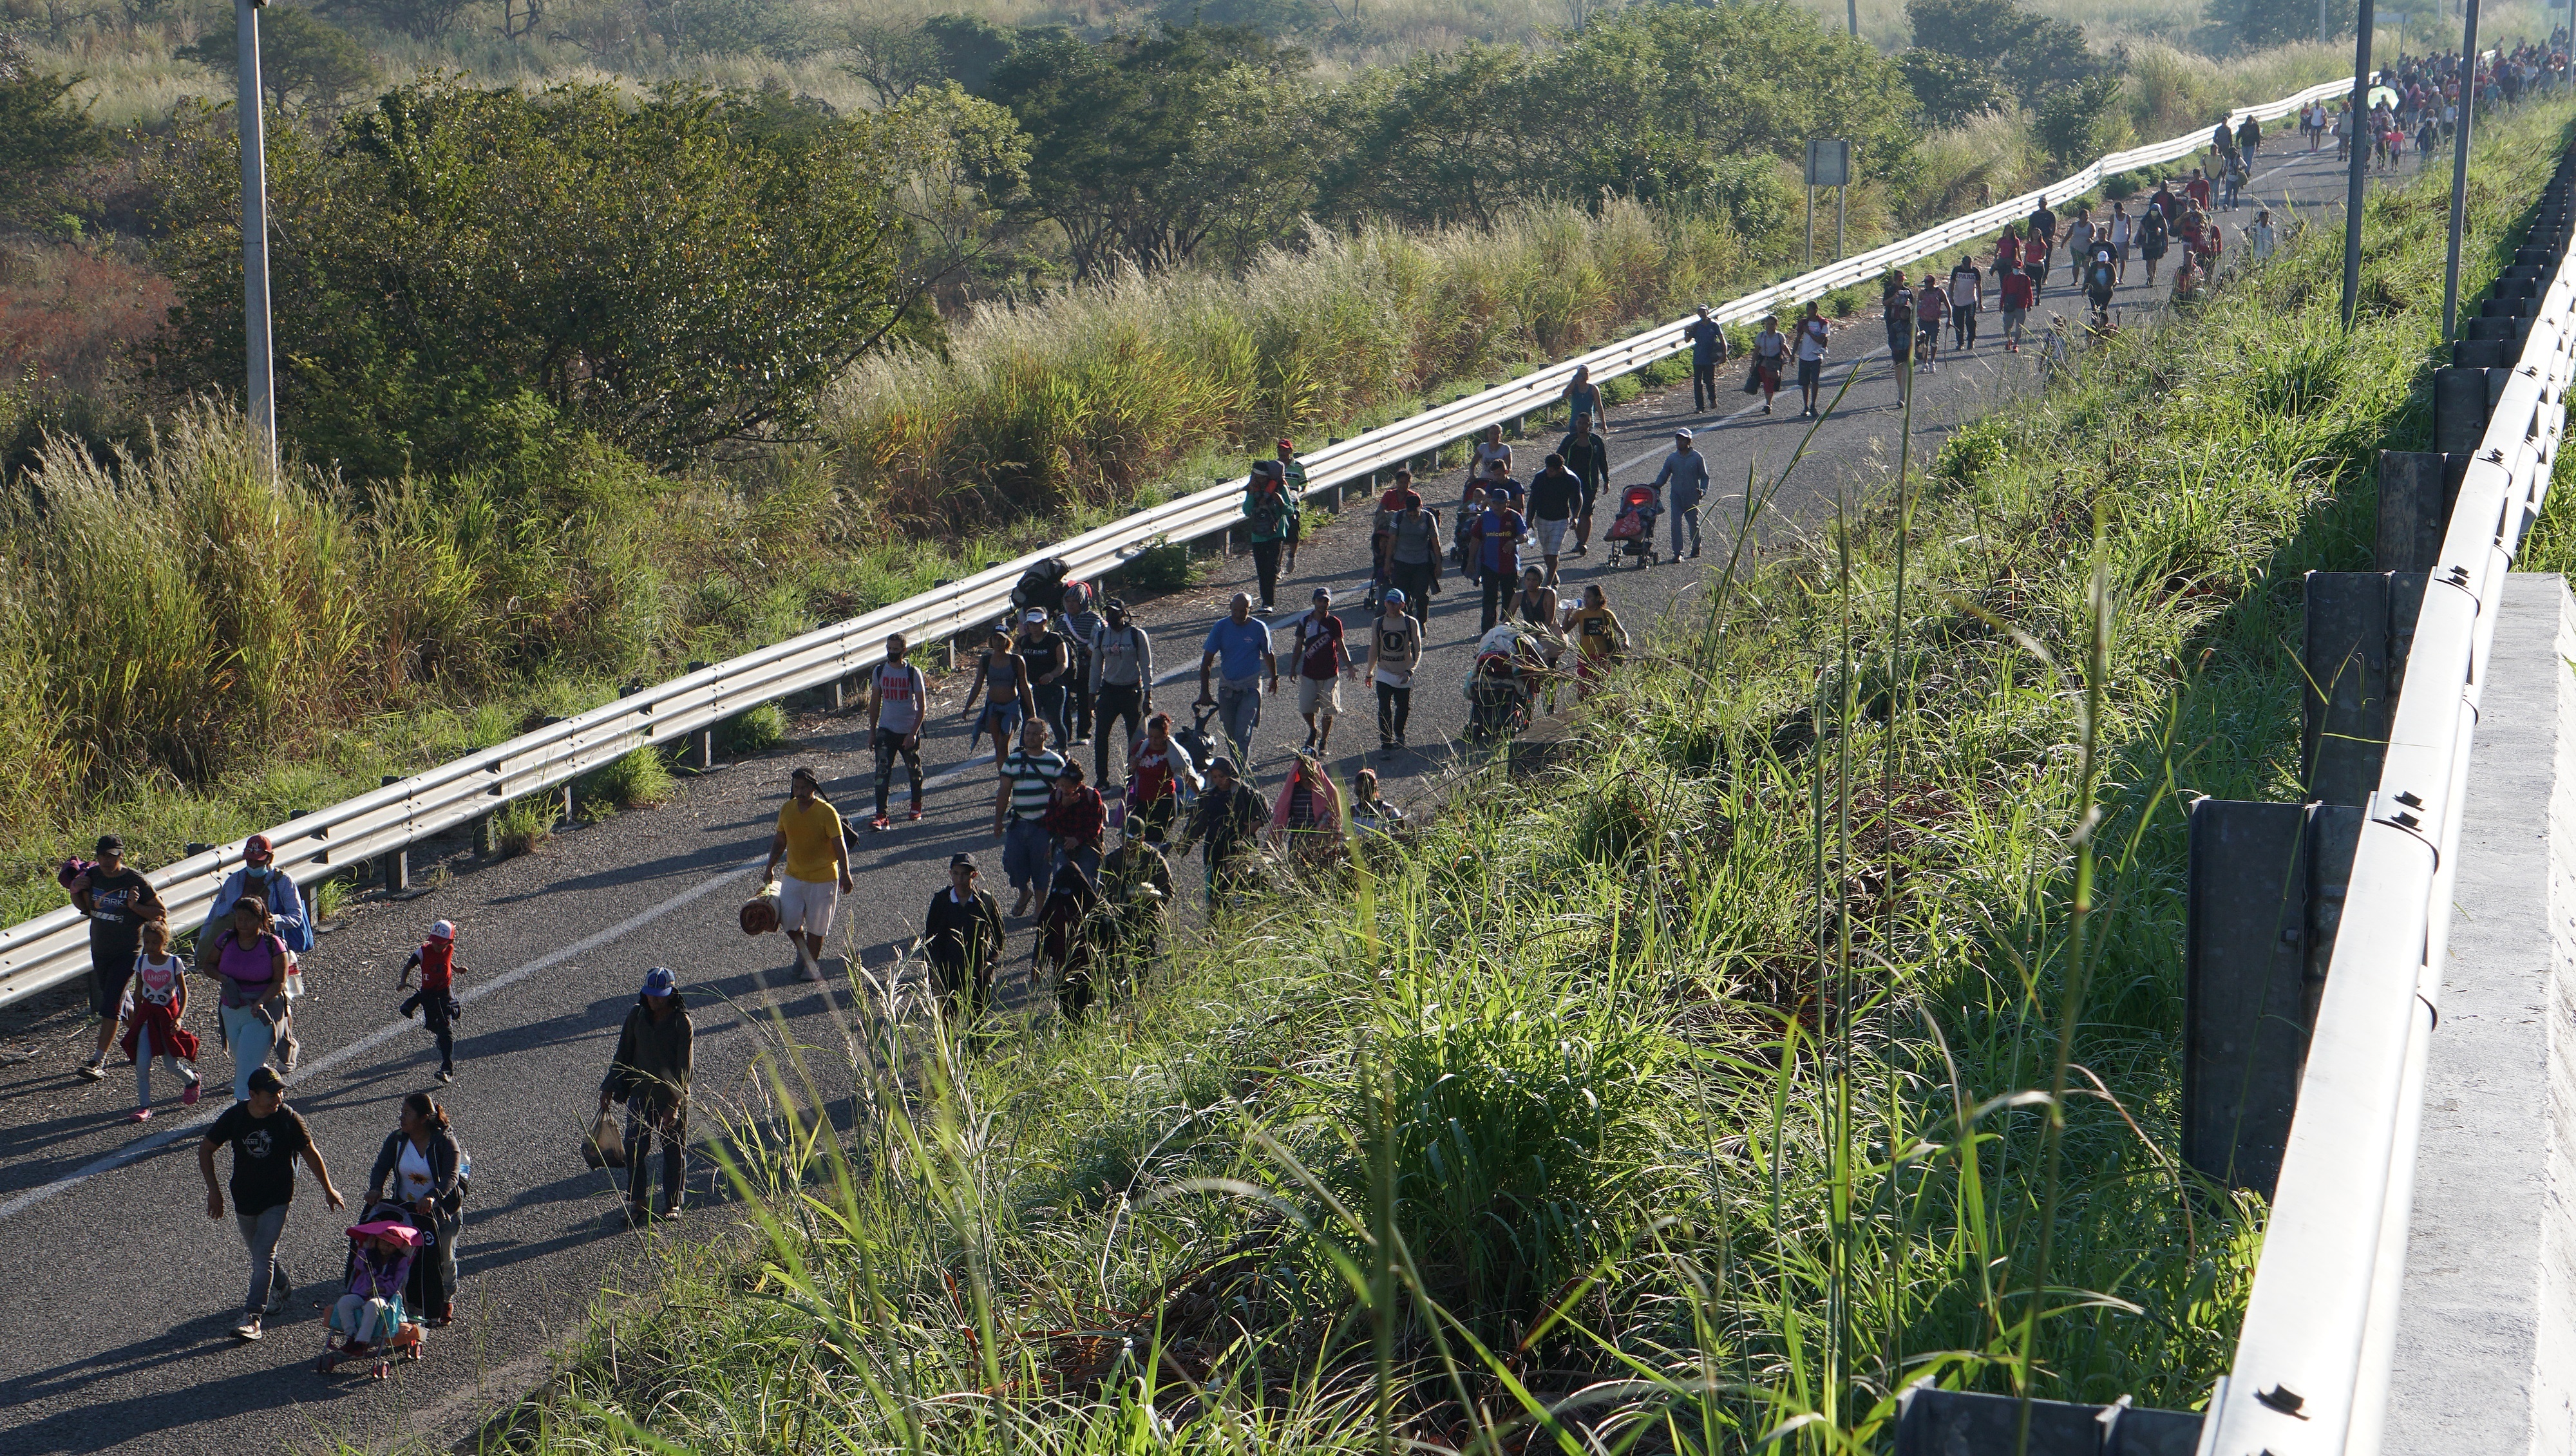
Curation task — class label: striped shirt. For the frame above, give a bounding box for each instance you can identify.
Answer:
[1001,750,1066,821]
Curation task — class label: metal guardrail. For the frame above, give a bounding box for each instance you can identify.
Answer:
[2198,167,2576,1454]
[0,75,2361,1011]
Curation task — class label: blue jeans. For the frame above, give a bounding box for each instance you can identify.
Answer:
[220,1001,276,1102]
[1217,677,1262,764]
[1003,818,1054,892]
[1057,843,1102,885]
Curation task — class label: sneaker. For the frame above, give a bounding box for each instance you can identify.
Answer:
[281,1045,299,1074]
[908,803,923,822]
[232,1316,263,1341]
[1568,544,1587,557]
[127,1106,152,1122]
[1689,546,1701,559]
[181,1080,202,1107]
[76,1058,104,1083]
[658,1205,685,1223]
[869,814,891,831]
[436,1068,455,1084]
[1761,403,1771,414]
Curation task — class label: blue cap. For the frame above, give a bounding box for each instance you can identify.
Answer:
[1383,589,1406,605]
[641,967,677,996]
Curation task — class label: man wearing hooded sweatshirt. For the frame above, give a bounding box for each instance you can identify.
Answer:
[598,967,693,1224]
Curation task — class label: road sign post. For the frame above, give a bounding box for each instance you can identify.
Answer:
[1806,139,1850,266]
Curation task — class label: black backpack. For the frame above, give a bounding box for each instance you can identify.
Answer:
[1011,558,1070,614]
[1247,486,1283,536]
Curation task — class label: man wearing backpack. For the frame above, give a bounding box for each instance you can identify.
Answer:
[1274,439,1309,574]
[1058,584,1105,748]
[1088,598,1152,790]
[1242,460,1298,611]
[1881,274,1917,391]
[1290,587,1354,756]
[1379,486,1441,624]
[1947,254,1983,352]
[1557,414,1610,557]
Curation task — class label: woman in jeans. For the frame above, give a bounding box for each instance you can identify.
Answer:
[198,898,289,1102]
[364,1091,465,1325]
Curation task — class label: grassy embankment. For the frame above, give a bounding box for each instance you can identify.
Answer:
[464,93,2576,1456]
[0,39,2457,938]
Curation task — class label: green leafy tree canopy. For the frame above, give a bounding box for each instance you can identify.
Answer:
[151,80,962,475]
[179,8,379,118]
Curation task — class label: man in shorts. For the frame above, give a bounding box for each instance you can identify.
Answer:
[992,719,1067,918]
[73,834,163,1081]
[762,766,852,981]
[1290,587,1353,756]
[1526,451,1582,583]
[1794,303,1831,419]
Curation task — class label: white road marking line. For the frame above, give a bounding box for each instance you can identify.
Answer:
[0,854,768,1223]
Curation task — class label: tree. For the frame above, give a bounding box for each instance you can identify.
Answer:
[2199,0,2323,53]
[2029,70,2130,166]
[0,57,108,218]
[151,81,942,474]
[179,8,378,118]
[1327,2,1913,240]
[316,0,473,41]
[1906,0,2099,106]
[1900,47,2011,126]
[988,24,1327,278]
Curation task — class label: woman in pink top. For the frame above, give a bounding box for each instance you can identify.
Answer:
[198,898,289,1101]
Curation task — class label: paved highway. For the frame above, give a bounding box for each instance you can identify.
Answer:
[0,142,2386,1455]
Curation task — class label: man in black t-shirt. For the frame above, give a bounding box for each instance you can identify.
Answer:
[1526,453,1584,585]
[200,1066,345,1341]
[1016,609,1074,748]
[72,833,163,1082]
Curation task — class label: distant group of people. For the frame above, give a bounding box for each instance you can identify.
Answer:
[2307,44,2570,172]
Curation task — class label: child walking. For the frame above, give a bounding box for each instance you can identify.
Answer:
[397,920,463,1084]
[123,920,201,1122]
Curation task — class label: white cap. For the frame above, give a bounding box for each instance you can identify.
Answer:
[429,920,455,941]
[1674,427,1694,440]
[1023,609,1047,624]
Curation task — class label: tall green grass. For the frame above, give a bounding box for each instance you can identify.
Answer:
[478,88,2576,1456]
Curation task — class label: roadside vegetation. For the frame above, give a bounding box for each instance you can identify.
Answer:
[0,0,2387,929]
[471,93,2576,1456]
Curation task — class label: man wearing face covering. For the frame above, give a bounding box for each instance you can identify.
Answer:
[202,833,312,1070]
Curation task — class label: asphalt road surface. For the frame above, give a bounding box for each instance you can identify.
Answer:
[0,140,2394,1456]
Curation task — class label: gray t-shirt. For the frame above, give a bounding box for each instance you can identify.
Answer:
[1092,622,1152,689]
[1385,509,1441,567]
[872,661,928,735]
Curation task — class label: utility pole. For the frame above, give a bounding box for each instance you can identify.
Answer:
[2442,0,2479,340]
[236,0,276,478]
[1848,0,1858,35]
[2340,0,2374,330]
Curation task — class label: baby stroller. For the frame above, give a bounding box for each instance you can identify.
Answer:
[318,1209,427,1379]
[1464,629,1541,743]
[1603,485,1660,569]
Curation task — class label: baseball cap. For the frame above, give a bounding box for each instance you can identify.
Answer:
[96,834,123,855]
[1022,609,1048,624]
[1205,755,1238,778]
[1312,587,1331,601]
[247,1066,285,1093]
[243,834,274,864]
[428,920,455,941]
[1673,427,1694,440]
[949,852,978,870]
[641,967,678,997]
[1383,589,1406,605]
[1276,437,1294,449]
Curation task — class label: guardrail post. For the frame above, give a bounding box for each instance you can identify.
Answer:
[2374,451,2467,574]
[698,729,716,771]
[828,677,844,710]
[2182,799,2363,1196]
[378,775,408,892]
[2300,570,2424,807]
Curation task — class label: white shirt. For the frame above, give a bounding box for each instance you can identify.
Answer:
[1794,317,1830,361]
[397,1140,435,1203]
[2110,214,2132,246]
[1472,440,1513,478]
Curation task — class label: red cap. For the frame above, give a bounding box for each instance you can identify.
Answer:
[1276,438,1294,450]
[243,834,274,864]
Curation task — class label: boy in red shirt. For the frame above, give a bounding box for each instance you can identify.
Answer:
[397,920,464,1084]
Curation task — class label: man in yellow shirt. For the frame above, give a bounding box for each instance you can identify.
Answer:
[763,766,853,981]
